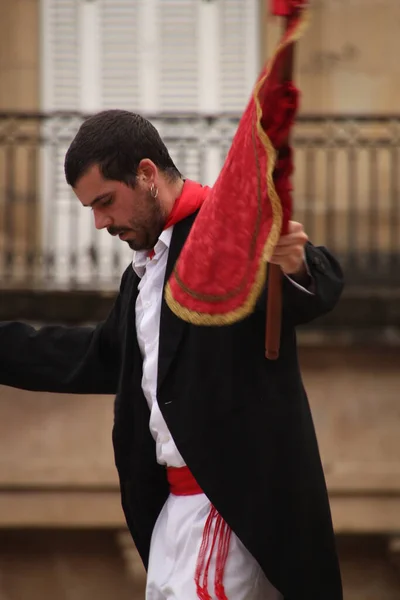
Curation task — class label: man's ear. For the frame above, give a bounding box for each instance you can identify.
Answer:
[137,159,157,185]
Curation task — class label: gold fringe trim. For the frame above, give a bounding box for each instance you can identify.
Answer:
[165,7,311,326]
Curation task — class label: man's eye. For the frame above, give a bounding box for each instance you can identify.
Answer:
[102,197,113,207]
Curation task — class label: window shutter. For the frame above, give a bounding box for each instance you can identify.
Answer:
[156,0,199,112]
[40,1,81,284]
[154,0,260,184]
[40,0,260,286]
[99,0,141,110]
[40,0,80,111]
[219,0,260,112]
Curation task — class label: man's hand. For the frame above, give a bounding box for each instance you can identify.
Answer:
[270,221,309,278]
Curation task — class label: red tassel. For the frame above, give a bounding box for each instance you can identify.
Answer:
[194,507,215,600]
[214,518,232,600]
[194,506,232,600]
[166,467,232,599]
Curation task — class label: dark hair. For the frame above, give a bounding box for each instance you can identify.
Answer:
[64,109,181,187]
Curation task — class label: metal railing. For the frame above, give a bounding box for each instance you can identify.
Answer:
[0,112,399,290]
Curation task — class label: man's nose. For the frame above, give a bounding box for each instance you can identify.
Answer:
[93,210,112,231]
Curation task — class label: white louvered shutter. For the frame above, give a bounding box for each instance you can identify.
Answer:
[157,1,199,112]
[40,0,139,284]
[40,0,260,286]
[40,0,83,285]
[202,0,260,184]
[99,0,141,110]
[153,0,260,185]
[95,0,142,281]
[219,0,260,112]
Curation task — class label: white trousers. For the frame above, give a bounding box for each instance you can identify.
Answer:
[146,492,283,600]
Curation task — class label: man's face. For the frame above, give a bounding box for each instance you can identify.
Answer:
[73,164,165,251]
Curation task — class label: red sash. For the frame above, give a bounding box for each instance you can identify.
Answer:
[167,466,232,600]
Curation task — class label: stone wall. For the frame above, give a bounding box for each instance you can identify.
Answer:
[0,344,399,598]
[0,0,39,112]
[264,0,400,114]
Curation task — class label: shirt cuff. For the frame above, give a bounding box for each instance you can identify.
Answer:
[284,257,315,295]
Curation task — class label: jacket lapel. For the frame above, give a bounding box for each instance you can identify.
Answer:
[157,211,198,393]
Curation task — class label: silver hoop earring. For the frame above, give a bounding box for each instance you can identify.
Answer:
[150,184,159,199]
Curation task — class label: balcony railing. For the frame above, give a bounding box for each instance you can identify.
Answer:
[0,112,399,291]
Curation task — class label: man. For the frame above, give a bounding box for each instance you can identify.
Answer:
[0,110,344,599]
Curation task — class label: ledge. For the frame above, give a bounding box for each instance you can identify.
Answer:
[0,489,125,528]
[331,494,400,535]
[1,288,400,337]
[0,485,399,533]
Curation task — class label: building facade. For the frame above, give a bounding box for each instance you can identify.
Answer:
[0,1,400,598]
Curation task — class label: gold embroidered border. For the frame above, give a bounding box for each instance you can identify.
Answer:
[165,8,310,326]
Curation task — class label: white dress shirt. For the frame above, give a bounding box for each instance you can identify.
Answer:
[133,226,186,468]
[132,225,313,468]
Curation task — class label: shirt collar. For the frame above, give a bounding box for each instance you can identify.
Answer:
[131,226,173,278]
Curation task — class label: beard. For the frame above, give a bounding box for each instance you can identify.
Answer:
[108,190,166,251]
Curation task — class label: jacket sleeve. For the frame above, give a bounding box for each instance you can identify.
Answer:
[257,243,344,326]
[0,268,131,395]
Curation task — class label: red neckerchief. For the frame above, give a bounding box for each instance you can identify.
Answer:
[148,179,209,258]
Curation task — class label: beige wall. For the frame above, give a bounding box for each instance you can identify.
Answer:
[264,0,400,114]
[0,532,399,599]
[3,0,400,117]
[261,1,400,251]
[6,0,400,115]
[0,530,146,599]
[2,346,399,530]
[0,345,400,598]
[0,0,40,273]
[0,0,39,111]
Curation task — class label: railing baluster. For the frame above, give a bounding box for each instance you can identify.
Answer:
[69,183,78,287]
[304,144,315,241]
[390,143,399,276]
[326,141,335,250]
[4,143,16,282]
[368,144,379,276]
[347,143,357,280]
[0,112,400,290]
[26,143,38,282]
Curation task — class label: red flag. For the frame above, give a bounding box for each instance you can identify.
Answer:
[165,3,309,328]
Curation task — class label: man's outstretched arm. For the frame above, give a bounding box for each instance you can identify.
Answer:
[0,267,131,395]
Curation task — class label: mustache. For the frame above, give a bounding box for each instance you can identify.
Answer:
[107,226,131,236]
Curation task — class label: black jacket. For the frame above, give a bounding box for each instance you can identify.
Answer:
[0,213,344,599]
